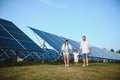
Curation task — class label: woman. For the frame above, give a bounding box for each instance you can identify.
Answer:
[61,40,72,67]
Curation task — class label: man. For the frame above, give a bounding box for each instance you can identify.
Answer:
[80,35,91,66]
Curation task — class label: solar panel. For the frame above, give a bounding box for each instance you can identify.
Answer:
[0,19,23,33]
[29,27,63,51]
[0,25,24,49]
[0,19,42,51]
[29,27,120,60]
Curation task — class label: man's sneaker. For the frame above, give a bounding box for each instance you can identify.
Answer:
[67,64,69,67]
[86,64,88,66]
[83,64,85,67]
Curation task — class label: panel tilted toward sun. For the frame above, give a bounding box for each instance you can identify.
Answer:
[29,27,120,60]
[0,19,42,51]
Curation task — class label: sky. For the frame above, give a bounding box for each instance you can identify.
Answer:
[0,0,120,51]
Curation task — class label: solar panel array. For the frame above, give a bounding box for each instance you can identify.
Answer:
[29,27,120,60]
[0,18,120,61]
[29,27,80,51]
[0,19,42,51]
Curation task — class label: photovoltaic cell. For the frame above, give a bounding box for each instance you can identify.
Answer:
[0,25,24,49]
[0,20,23,33]
[29,27,120,60]
[29,27,64,51]
[0,38,24,49]
[0,19,42,51]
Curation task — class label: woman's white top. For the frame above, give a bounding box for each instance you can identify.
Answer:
[61,43,72,54]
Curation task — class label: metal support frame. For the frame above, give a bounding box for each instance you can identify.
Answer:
[32,30,58,62]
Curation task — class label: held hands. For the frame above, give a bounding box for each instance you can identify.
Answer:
[60,51,63,56]
[69,49,72,55]
[78,50,80,55]
[88,49,91,54]
[88,47,91,54]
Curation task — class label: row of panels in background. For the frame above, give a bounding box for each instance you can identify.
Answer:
[29,27,120,61]
[0,18,120,63]
[0,49,115,63]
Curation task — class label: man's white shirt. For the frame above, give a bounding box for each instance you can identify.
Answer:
[80,41,91,54]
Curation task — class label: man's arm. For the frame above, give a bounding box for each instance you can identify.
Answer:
[89,47,91,53]
[80,42,82,52]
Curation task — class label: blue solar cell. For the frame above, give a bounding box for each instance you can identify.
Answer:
[93,47,107,59]
[11,33,32,41]
[0,19,42,51]
[41,31,61,51]
[30,27,80,52]
[48,49,57,59]
[50,34,64,45]
[1,23,23,33]
[0,19,23,33]
[0,26,4,31]
[20,41,41,51]
[0,19,13,26]
[18,54,25,58]
[29,27,120,60]
[0,38,23,49]
[103,49,120,60]
[0,29,13,38]
[29,27,61,51]
[5,50,16,59]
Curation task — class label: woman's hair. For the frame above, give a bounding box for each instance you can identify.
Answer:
[65,40,69,46]
[65,40,69,43]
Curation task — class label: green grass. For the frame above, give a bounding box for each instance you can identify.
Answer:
[0,63,120,80]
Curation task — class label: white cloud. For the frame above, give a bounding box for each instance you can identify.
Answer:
[39,0,65,8]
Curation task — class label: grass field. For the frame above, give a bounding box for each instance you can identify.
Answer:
[0,62,120,80]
